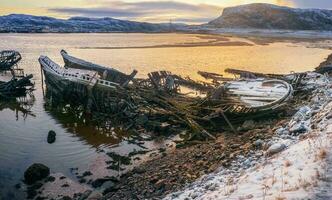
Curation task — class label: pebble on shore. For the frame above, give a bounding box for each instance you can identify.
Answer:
[24,163,50,185]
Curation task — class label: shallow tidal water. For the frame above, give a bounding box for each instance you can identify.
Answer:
[0,33,331,199]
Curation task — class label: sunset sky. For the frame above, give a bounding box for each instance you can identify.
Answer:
[0,0,331,24]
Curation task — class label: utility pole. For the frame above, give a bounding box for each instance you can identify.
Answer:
[169,19,173,32]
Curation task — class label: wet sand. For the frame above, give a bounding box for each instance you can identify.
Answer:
[78,35,254,50]
[76,34,332,51]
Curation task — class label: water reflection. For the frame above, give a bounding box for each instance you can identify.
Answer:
[0,93,35,121]
[43,85,130,149]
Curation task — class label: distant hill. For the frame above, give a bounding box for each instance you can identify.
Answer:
[208,3,332,30]
[0,14,179,33]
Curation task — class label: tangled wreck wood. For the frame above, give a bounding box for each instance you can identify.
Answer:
[0,74,34,97]
[0,50,22,71]
[40,52,295,140]
[225,68,306,89]
[146,71,213,93]
[0,50,34,98]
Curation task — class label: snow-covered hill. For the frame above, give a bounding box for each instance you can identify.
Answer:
[0,14,175,33]
[209,3,332,30]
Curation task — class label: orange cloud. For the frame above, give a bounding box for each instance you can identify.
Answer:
[276,0,295,7]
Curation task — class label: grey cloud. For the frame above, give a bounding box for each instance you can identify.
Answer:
[293,0,332,9]
[50,8,147,18]
[48,0,222,24]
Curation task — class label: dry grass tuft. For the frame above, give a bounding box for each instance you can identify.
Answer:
[315,169,321,179]
[282,186,300,192]
[284,160,292,167]
[317,148,327,160]
[275,196,286,200]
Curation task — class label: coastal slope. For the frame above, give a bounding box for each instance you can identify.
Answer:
[209,3,332,30]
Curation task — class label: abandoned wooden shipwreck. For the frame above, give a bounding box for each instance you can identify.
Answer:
[39,56,127,91]
[61,50,137,86]
[210,79,293,114]
[0,50,34,98]
[40,50,294,139]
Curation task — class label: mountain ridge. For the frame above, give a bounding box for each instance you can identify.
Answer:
[0,14,177,33]
[208,3,332,30]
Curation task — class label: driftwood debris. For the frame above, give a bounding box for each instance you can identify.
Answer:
[0,50,34,98]
[0,50,22,71]
[147,71,179,92]
[146,70,214,93]
[225,68,306,89]
[197,71,233,83]
[225,68,284,79]
[0,74,34,97]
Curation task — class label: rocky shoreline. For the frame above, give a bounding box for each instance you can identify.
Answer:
[166,72,332,199]
[19,54,332,200]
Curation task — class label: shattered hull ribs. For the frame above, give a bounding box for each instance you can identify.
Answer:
[0,50,22,71]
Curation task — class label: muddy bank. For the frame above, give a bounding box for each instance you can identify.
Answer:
[104,119,288,199]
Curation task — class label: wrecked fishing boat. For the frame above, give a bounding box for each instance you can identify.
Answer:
[60,50,137,87]
[206,79,293,117]
[0,50,22,71]
[39,55,124,91]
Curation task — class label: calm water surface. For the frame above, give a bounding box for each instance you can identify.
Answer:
[0,33,330,199]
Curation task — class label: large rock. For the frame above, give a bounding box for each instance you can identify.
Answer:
[292,106,311,121]
[78,190,93,200]
[275,127,289,135]
[267,143,286,155]
[241,120,255,130]
[91,177,118,188]
[87,191,102,200]
[254,139,264,149]
[289,123,308,135]
[99,181,118,195]
[47,130,56,144]
[24,163,50,184]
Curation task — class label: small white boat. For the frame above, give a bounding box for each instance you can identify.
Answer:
[213,79,293,114]
[39,56,120,90]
